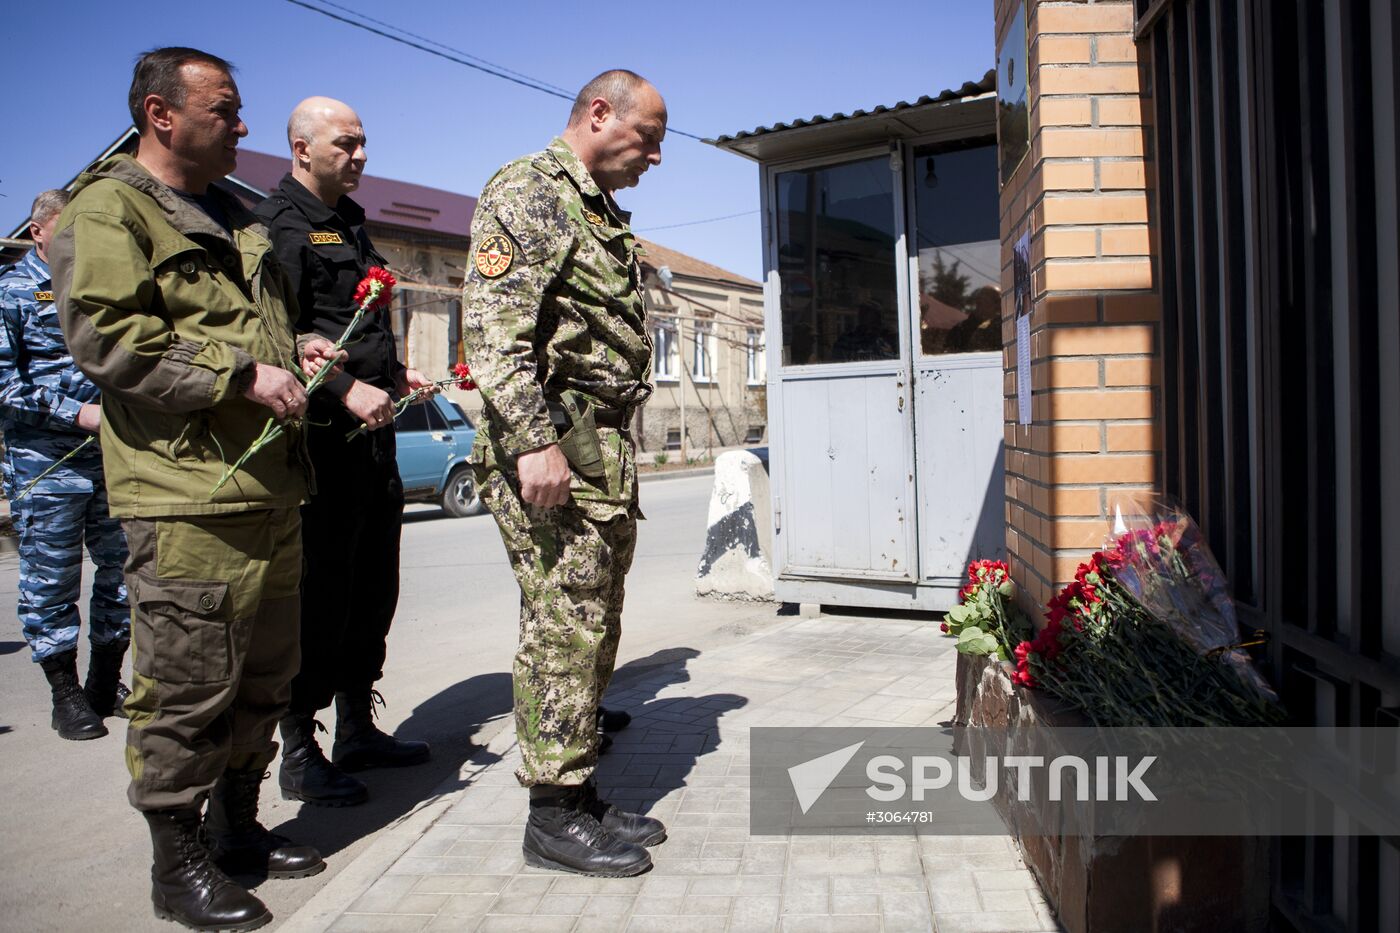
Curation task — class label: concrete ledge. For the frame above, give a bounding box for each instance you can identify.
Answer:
[956,653,1270,933]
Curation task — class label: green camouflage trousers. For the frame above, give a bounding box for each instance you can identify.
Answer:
[122,509,302,810]
[476,464,637,787]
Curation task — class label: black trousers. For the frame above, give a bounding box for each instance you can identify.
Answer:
[289,404,404,715]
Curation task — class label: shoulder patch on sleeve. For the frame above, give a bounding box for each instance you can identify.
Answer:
[474,234,515,278]
[477,167,570,267]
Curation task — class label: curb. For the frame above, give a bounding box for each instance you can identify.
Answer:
[274,793,457,933]
[638,466,713,483]
[277,722,518,933]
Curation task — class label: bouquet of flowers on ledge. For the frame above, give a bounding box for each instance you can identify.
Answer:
[940,559,1033,661]
[943,498,1285,727]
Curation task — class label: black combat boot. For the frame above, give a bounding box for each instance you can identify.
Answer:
[522,784,652,877]
[207,767,325,879]
[40,650,107,740]
[84,638,133,719]
[331,689,430,772]
[597,707,632,733]
[278,713,367,807]
[582,778,667,847]
[145,807,271,931]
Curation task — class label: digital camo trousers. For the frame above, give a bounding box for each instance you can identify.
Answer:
[477,466,637,787]
[6,450,129,662]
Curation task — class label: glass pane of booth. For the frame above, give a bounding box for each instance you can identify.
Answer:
[912,143,1002,356]
[775,156,899,366]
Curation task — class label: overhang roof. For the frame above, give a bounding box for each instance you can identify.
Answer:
[704,70,996,164]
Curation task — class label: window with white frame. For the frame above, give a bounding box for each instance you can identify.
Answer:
[691,320,717,383]
[651,319,679,380]
[746,328,765,385]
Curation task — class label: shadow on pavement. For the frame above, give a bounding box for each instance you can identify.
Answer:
[263,670,513,865]
[0,640,26,655]
[596,647,748,814]
[262,647,743,875]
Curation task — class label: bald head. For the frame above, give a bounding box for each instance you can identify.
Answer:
[561,70,667,192]
[567,70,660,126]
[288,96,359,149]
[287,96,367,207]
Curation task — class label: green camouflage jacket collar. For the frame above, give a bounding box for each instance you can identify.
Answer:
[544,137,632,225]
[546,137,601,198]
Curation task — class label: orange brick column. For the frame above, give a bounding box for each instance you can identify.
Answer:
[997,0,1162,612]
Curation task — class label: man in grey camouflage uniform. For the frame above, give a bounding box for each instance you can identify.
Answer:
[463,69,667,877]
[0,188,130,742]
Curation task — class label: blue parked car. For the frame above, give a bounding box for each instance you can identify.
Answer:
[395,395,484,517]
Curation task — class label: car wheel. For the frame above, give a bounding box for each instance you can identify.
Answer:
[441,466,484,517]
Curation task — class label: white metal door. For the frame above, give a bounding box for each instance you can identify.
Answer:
[764,149,918,583]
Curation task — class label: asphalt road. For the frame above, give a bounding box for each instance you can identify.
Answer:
[0,474,782,932]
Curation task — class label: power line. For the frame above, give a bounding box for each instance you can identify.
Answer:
[311,0,573,96]
[282,0,705,141]
[634,209,758,233]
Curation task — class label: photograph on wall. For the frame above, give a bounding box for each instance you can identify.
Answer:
[997,1,1030,186]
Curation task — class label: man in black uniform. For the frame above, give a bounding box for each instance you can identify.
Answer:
[255,96,433,807]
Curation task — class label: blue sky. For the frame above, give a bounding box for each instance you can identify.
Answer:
[3,0,994,280]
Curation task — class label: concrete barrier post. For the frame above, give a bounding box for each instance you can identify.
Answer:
[695,450,774,601]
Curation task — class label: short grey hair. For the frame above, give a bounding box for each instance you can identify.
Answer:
[287,109,316,151]
[568,69,649,124]
[30,189,71,227]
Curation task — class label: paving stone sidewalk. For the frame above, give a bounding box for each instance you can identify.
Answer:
[283,616,1062,933]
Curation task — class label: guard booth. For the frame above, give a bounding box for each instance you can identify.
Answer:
[707,74,1005,611]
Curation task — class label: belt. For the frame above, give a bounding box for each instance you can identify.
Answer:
[546,399,631,434]
[593,406,629,430]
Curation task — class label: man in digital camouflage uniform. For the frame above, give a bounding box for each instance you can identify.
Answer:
[52,47,344,931]
[0,188,130,742]
[462,69,667,877]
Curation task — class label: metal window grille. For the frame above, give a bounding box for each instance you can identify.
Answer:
[692,321,716,382]
[652,320,678,379]
[747,328,765,384]
[1137,1,1400,929]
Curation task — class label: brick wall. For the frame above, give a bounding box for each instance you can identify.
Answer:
[997,0,1162,612]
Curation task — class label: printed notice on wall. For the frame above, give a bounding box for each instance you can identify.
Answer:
[1016,315,1031,424]
[1014,231,1032,425]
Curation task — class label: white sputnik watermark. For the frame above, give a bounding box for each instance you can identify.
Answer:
[863,755,1158,803]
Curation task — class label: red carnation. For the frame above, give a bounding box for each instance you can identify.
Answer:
[352,266,397,311]
[452,362,476,391]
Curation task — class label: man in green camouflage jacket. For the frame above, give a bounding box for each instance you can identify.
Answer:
[462,69,667,877]
[52,47,342,931]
